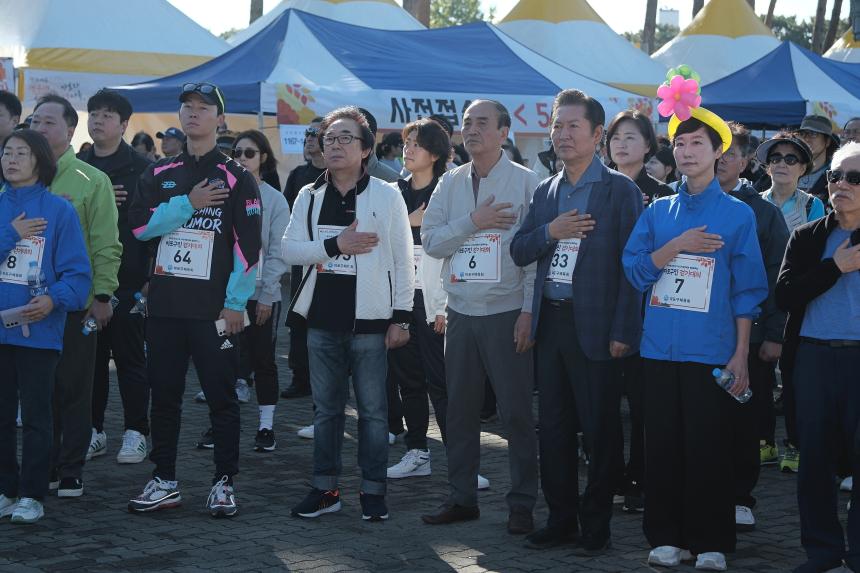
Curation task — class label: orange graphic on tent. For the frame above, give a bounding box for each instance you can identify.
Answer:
[277,84,319,125]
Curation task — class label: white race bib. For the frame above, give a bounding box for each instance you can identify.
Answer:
[546,238,581,284]
[413,245,424,290]
[450,232,501,283]
[650,254,716,313]
[316,225,356,276]
[0,236,46,285]
[154,228,215,280]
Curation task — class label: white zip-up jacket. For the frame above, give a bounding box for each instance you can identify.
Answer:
[282,174,414,323]
[419,250,446,322]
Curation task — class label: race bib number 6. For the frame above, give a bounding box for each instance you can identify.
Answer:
[316,225,356,276]
[450,232,501,283]
[154,228,215,280]
[649,254,716,313]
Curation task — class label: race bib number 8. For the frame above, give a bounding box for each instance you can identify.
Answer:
[154,228,215,280]
[649,254,715,313]
[316,225,356,276]
[0,236,46,285]
[547,238,581,284]
[450,232,501,283]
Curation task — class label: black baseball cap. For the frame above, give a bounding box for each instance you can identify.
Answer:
[156,127,185,141]
[179,82,226,115]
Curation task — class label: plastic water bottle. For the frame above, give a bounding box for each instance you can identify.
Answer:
[81,317,98,336]
[130,292,147,316]
[712,368,752,403]
[110,295,120,310]
[27,261,48,297]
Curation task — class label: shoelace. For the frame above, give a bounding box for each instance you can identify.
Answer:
[209,476,231,505]
[122,432,140,450]
[143,477,170,496]
[16,498,38,510]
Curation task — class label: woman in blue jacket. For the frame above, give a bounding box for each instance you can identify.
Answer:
[622,73,768,571]
[0,129,91,524]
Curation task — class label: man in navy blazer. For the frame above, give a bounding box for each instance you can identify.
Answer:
[511,89,643,554]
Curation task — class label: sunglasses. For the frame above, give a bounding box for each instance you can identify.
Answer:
[767,153,801,166]
[232,148,260,159]
[826,170,860,185]
[305,128,319,138]
[181,83,225,110]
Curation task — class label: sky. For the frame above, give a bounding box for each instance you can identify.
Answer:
[167,0,835,37]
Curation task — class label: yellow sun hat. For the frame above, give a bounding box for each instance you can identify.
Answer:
[658,65,732,153]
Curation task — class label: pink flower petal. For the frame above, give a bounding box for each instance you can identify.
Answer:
[657,100,676,118]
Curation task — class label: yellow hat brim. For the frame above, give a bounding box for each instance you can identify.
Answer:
[668,107,732,153]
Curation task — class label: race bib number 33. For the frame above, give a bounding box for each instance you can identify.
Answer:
[450,232,501,283]
[155,228,215,280]
[649,254,715,313]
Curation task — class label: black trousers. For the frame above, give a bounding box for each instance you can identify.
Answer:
[239,300,281,406]
[0,345,60,501]
[287,266,310,392]
[536,300,621,541]
[386,290,448,449]
[147,317,240,481]
[92,290,149,435]
[780,342,800,447]
[643,359,736,554]
[794,342,860,567]
[52,310,97,480]
[613,353,645,492]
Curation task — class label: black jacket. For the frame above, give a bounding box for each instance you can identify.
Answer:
[284,162,325,210]
[634,167,674,201]
[79,141,152,292]
[730,181,790,344]
[775,211,842,347]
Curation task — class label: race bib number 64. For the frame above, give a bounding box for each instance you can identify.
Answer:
[649,254,715,313]
[154,228,215,280]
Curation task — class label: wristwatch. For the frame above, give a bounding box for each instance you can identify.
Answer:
[94,294,111,303]
[394,322,410,331]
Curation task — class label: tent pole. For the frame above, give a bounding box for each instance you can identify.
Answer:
[258,109,264,129]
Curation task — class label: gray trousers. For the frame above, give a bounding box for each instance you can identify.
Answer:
[445,308,538,510]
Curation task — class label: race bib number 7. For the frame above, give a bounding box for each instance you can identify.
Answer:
[154,228,215,280]
[450,232,501,283]
[649,254,716,313]
[0,236,46,285]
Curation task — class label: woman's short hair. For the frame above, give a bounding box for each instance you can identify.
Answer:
[377,132,403,159]
[131,131,155,153]
[606,110,659,163]
[232,129,278,175]
[402,118,451,178]
[2,129,58,186]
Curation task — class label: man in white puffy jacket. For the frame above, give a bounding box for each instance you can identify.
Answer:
[282,106,413,523]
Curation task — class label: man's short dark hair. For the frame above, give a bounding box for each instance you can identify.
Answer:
[606,109,659,162]
[551,89,605,131]
[34,94,79,128]
[466,100,511,129]
[319,106,376,166]
[2,129,58,186]
[402,118,451,178]
[356,107,378,136]
[726,121,751,156]
[673,117,722,152]
[87,89,133,122]
[131,131,155,153]
[0,91,22,119]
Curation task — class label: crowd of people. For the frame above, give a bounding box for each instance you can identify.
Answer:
[0,77,858,573]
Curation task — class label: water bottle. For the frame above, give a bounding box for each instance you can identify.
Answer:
[712,368,752,403]
[130,292,147,316]
[110,295,120,310]
[27,261,48,297]
[81,317,98,336]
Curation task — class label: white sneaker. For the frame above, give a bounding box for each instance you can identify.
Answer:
[15,403,21,428]
[235,379,250,404]
[387,449,431,479]
[297,424,314,439]
[117,429,148,464]
[695,552,727,571]
[841,476,853,492]
[388,432,397,445]
[648,545,684,567]
[86,429,107,461]
[735,505,755,530]
[10,498,43,524]
[194,391,207,403]
[0,494,17,518]
[477,474,490,490]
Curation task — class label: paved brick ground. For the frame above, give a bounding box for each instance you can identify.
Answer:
[3,315,853,572]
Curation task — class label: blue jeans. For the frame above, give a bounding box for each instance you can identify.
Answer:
[307,329,388,495]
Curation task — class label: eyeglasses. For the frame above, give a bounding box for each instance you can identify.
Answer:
[826,170,860,186]
[322,134,359,146]
[181,82,225,110]
[767,153,801,166]
[232,148,259,159]
[305,128,319,138]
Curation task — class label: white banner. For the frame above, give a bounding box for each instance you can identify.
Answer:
[0,58,14,94]
[22,69,149,110]
[279,124,307,155]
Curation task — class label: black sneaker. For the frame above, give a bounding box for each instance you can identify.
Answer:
[196,428,214,449]
[291,488,341,518]
[623,482,644,513]
[57,477,83,498]
[360,492,389,522]
[49,470,60,491]
[254,429,276,452]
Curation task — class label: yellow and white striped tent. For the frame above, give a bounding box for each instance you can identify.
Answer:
[653,0,780,85]
[0,0,228,109]
[825,30,860,63]
[497,0,667,96]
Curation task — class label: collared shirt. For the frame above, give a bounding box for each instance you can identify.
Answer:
[800,227,860,340]
[543,155,602,300]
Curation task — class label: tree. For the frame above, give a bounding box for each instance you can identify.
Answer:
[429,0,495,28]
[765,0,778,27]
[642,0,658,55]
[747,0,755,8]
[810,0,827,52]
[219,28,240,40]
[824,0,845,52]
[692,0,704,18]
[623,24,679,54]
[768,14,814,49]
[250,0,263,24]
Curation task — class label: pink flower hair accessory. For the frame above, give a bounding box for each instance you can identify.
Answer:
[657,75,702,121]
